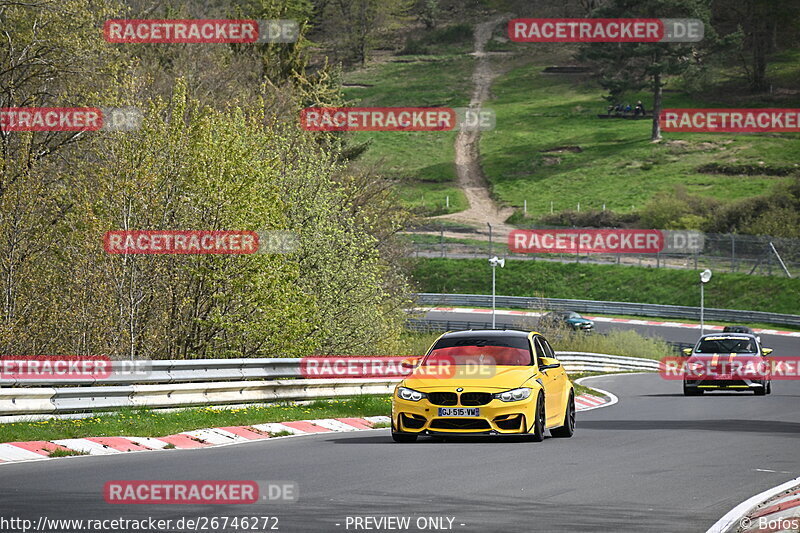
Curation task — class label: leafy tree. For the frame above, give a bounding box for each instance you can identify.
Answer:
[578,0,718,141]
[316,0,413,66]
[0,0,124,351]
[711,0,800,92]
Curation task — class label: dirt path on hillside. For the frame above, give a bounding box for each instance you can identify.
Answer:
[432,14,514,239]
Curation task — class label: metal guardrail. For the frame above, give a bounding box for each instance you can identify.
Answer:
[415,293,800,327]
[0,358,300,387]
[557,352,660,372]
[0,353,657,417]
[407,318,692,355]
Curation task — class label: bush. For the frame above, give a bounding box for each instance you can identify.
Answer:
[536,209,638,228]
[513,317,674,360]
[697,163,798,177]
[705,177,800,235]
[420,23,473,45]
[399,39,430,55]
[549,329,673,360]
[638,186,720,229]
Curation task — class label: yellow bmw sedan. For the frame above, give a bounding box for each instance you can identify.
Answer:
[391,329,575,442]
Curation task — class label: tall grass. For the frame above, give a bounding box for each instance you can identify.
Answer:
[549,329,672,361]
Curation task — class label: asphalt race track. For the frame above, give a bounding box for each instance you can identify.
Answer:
[421,309,800,356]
[2,373,799,533]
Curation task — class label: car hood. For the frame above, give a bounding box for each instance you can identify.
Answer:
[688,353,761,362]
[687,353,764,371]
[401,366,535,391]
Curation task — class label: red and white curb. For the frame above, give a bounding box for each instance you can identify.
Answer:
[575,393,609,411]
[708,476,800,533]
[0,416,390,465]
[574,376,618,412]
[417,307,800,338]
[0,392,614,465]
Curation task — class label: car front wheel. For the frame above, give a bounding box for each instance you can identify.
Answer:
[529,392,546,442]
[550,392,575,438]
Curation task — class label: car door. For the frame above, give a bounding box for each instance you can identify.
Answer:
[538,335,567,426]
[533,336,559,425]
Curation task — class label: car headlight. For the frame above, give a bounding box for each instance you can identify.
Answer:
[493,387,532,402]
[397,387,427,402]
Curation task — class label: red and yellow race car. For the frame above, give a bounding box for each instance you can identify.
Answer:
[682,333,773,396]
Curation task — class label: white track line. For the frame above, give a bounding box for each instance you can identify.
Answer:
[707,476,800,533]
[574,375,620,412]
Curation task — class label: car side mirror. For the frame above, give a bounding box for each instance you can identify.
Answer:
[682,348,692,356]
[539,357,561,371]
[762,348,773,355]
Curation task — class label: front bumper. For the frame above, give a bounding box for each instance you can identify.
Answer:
[391,393,534,435]
[684,378,768,391]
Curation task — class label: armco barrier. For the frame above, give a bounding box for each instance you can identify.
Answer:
[406,318,693,354]
[415,293,800,327]
[0,354,652,417]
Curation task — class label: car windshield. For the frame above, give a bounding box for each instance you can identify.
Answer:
[423,336,532,366]
[567,312,581,319]
[695,337,757,354]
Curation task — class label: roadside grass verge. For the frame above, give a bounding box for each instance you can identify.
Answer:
[338,24,500,219]
[342,32,475,216]
[411,258,800,315]
[0,396,391,444]
[48,448,88,458]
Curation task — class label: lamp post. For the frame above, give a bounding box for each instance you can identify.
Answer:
[489,256,505,329]
[700,269,712,335]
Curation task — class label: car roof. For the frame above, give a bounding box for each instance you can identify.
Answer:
[698,333,758,341]
[440,329,531,339]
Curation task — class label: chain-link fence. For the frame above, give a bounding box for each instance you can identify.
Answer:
[406,224,799,277]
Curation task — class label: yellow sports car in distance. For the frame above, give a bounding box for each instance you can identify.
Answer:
[391,329,575,442]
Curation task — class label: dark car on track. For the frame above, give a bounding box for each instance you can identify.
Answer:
[722,325,754,335]
[539,311,594,332]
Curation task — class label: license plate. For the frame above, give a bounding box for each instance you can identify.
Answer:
[438,407,480,417]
